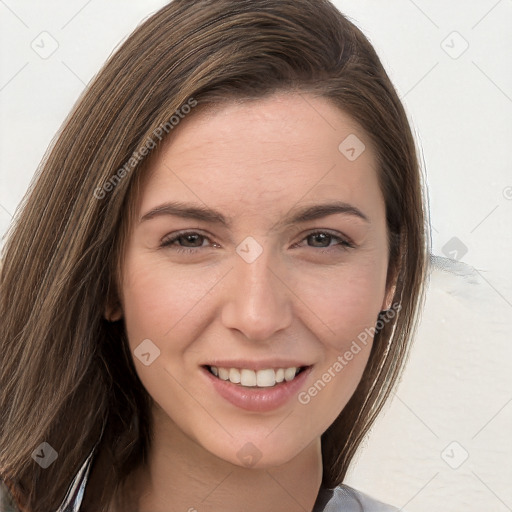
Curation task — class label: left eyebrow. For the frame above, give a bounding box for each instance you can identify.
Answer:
[138,200,370,227]
[278,201,370,228]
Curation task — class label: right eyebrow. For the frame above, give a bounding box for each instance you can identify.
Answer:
[139,201,231,227]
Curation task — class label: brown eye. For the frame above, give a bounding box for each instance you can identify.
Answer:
[175,233,206,247]
[160,231,214,254]
[300,231,355,251]
[307,232,333,248]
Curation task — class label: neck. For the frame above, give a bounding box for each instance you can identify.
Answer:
[115,406,323,512]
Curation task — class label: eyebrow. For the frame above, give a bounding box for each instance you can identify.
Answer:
[139,200,370,227]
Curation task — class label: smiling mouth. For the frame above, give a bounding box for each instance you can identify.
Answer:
[203,365,309,388]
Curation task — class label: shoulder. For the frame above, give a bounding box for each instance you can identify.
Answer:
[314,484,404,512]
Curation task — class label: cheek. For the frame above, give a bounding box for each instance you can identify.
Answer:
[297,347,371,441]
[296,276,377,435]
[292,256,386,352]
[289,254,384,422]
[120,254,224,346]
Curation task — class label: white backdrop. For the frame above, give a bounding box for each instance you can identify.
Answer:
[0,1,511,510]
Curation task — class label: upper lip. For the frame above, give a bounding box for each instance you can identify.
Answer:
[202,360,312,371]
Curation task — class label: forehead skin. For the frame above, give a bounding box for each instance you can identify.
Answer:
[134,92,385,250]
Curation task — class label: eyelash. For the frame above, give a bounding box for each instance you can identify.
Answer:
[160,230,356,255]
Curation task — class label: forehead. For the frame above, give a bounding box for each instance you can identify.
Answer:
[136,92,382,223]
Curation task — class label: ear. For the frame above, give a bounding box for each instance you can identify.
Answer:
[104,279,123,322]
[381,282,396,312]
[381,263,399,312]
[104,300,123,322]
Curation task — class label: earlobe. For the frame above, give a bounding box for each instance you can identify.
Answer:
[381,284,395,312]
[381,275,397,312]
[104,277,123,321]
[104,301,123,322]
[381,257,400,312]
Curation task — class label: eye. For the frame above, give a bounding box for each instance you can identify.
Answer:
[160,231,217,254]
[294,230,355,252]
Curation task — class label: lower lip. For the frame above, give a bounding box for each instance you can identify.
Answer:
[201,366,313,412]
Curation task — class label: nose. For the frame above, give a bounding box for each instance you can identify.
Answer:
[220,247,293,341]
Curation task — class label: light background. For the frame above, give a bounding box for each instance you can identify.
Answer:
[0,1,511,510]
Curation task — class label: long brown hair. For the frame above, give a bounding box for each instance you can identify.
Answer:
[0,0,429,510]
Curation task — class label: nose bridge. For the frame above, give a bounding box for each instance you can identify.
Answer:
[221,241,292,340]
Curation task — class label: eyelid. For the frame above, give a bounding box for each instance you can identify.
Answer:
[292,229,356,249]
[160,228,356,252]
[160,229,215,247]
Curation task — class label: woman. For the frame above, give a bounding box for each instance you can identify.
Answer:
[0,0,429,510]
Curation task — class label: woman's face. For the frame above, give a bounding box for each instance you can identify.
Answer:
[116,92,392,468]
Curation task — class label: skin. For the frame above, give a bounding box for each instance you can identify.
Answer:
[106,92,394,512]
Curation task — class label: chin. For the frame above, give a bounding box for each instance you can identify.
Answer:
[203,433,316,471]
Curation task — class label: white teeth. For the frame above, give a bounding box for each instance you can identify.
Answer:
[209,366,302,387]
[256,369,276,387]
[240,369,257,386]
[284,367,297,382]
[229,368,241,383]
